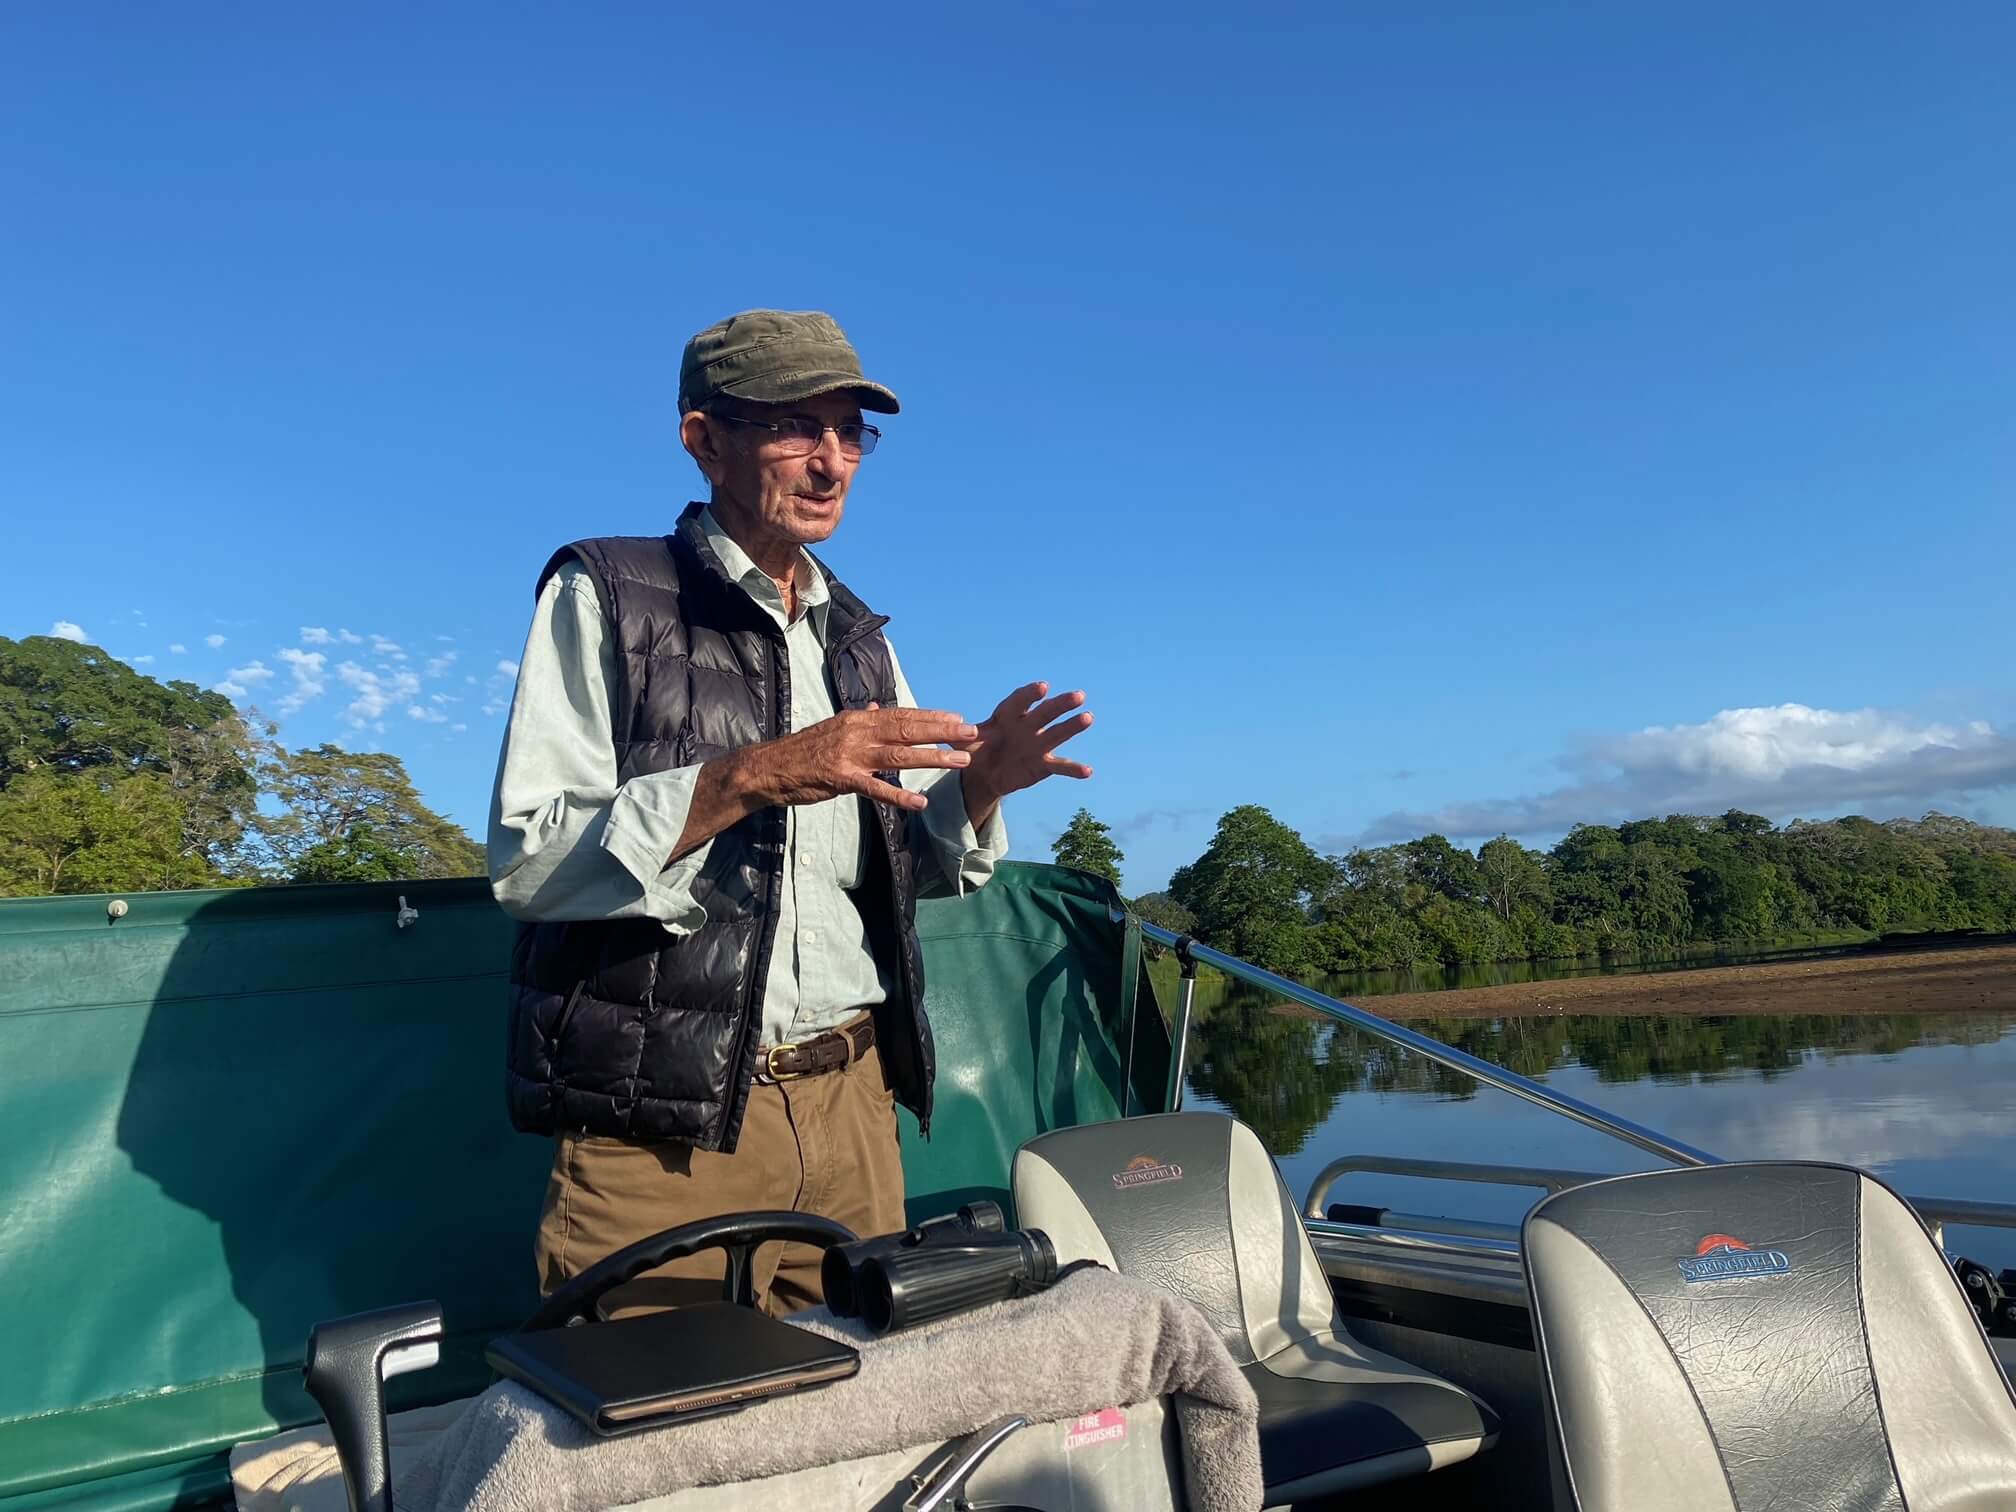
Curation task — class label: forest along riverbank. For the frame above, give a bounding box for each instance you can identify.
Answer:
[1357,941,2016,1020]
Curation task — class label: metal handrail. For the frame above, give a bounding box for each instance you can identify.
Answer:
[1122,915,1722,1169]
[1303,1154,2016,1253]
[1309,1217,1522,1261]
[1303,1155,1610,1218]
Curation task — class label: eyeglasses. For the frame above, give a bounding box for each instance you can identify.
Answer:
[714,413,882,458]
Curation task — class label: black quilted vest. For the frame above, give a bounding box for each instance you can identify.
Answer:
[503,503,932,1153]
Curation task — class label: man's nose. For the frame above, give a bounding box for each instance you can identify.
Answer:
[809,426,850,475]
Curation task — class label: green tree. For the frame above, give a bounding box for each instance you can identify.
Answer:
[1477,835,1550,922]
[0,770,226,896]
[1308,902,1431,971]
[0,635,262,873]
[1415,893,1519,964]
[257,745,484,882]
[1402,833,1481,905]
[1167,806,1335,973]
[1130,890,1196,934]
[1050,807,1124,887]
[289,822,413,884]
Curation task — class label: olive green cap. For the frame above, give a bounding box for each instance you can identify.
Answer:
[677,309,901,416]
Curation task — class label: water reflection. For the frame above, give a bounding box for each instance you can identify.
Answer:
[1184,985,2016,1159]
[1185,987,2016,1269]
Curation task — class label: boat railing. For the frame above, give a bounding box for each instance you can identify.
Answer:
[1302,1153,2016,1253]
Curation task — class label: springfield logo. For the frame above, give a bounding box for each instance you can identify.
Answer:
[1112,1155,1184,1190]
[1677,1233,1792,1283]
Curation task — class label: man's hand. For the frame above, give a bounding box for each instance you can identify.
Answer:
[670,707,975,863]
[748,706,977,814]
[956,681,1094,828]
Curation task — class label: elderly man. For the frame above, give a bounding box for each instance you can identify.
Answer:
[488,309,1092,1316]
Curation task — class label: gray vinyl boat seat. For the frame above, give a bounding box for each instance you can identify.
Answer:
[1013,1111,1499,1505]
[1523,1161,2016,1512]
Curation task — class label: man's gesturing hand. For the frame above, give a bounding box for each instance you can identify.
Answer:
[957,681,1094,819]
[753,706,977,814]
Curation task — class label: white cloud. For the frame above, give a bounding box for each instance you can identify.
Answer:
[205,634,227,649]
[51,620,88,643]
[130,654,155,665]
[450,722,468,733]
[429,692,460,705]
[496,659,519,677]
[1354,703,2016,844]
[169,643,187,655]
[408,704,447,724]
[482,697,509,717]
[301,627,333,645]
[213,660,275,701]
[337,661,421,727]
[465,675,478,686]
[425,650,458,678]
[276,648,329,715]
[372,635,407,660]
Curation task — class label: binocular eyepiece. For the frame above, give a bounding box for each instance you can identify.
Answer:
[822,1201,1059,1335]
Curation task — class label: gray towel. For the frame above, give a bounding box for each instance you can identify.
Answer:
[396,1267,1261,1512]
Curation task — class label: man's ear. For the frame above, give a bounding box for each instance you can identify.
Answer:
[680,410,727,486]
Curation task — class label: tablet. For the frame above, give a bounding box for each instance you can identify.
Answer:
[486,1302,861,1436]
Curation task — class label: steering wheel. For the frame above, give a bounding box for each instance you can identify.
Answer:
[522,1210,857,1331]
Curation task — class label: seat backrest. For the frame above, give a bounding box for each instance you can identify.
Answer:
[1013,1111,1336,1366]
[1524,1161,2016,1512]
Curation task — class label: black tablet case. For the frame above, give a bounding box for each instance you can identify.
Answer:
[485,1302,861,1436]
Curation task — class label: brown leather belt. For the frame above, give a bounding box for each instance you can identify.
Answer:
[754,1015,875,1084]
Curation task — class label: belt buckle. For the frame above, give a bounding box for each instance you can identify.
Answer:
[764,1042,805,1083]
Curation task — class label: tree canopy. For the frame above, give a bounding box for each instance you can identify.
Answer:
[0,640,484,897]
[1,635,263,873]
[257,745,486,881]
[1152,804,2016,977]
[1050,807,1124,886]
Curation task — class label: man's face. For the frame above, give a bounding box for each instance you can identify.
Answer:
[691,390,866,549]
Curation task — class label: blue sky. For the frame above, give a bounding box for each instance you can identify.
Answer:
[5,5,2012,894]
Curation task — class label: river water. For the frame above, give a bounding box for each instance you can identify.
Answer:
[1180,995,2016,1272]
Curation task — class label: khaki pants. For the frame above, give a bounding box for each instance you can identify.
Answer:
[532,1036,907,1318]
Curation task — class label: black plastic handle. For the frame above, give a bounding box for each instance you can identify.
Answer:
[522,1210,857,1331]
[302,1300,444,1512]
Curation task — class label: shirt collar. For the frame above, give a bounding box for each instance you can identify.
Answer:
[698,504,831,638]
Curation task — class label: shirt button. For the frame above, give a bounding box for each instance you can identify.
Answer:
[804,929,819,944]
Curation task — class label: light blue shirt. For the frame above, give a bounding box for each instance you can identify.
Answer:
[488,507,1007,1045]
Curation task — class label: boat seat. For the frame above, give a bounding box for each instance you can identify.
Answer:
[1522,1161,2016,1512]
[1013,1111,1498,1505]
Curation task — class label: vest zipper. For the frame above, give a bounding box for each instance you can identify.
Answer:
[551,982,586,1054]
[826,613,930,1141]
[724,623,789,1150]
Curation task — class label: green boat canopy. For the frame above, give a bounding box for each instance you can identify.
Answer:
[0,862,1168,1511]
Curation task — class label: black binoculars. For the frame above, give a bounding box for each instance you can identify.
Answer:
[822,1200,1059,1335]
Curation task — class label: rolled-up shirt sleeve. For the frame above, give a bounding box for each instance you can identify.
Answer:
[487,563,708,929]
[888,643,1008,898]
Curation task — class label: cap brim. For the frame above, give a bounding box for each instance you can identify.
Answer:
[717,369,901,415]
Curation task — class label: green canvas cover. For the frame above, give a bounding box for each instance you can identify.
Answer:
[0,863,1166,1510]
